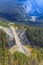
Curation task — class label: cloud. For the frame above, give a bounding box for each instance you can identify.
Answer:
[23,0,32,13]
[31,16,37,22]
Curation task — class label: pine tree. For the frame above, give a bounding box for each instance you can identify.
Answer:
[0,29,8,65]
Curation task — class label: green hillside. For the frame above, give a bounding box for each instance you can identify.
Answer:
[0,24,43,65]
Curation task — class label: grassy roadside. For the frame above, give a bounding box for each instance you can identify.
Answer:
[0,21,9,27]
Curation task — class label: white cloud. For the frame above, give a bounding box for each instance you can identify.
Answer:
[23,1,32,13]
[31,16,37,22]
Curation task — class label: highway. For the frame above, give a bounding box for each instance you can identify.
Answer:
[10,26,30,56]
[0,25,30,56]
[0,26,13,38]
[10,26,25,53]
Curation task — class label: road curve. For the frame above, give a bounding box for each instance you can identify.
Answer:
[10,26,30,56]
[10,26,25,53]
[0,25,30,56]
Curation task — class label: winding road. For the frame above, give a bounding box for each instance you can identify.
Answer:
[0,25,30,56]
[10,26,25,53]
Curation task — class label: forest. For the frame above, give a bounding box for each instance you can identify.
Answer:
[0,25,43,65]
